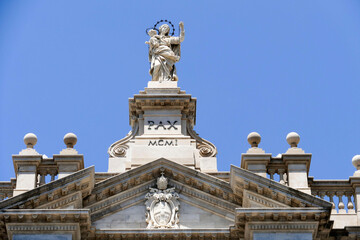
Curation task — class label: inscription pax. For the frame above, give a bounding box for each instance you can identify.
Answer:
[148,120,178,130]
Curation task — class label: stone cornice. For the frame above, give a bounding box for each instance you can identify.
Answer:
[88,180,154,221]
[129,91,197,125]
[0,209,91,240]
[94,172,119,183]
[93,228,234,240]
[308,177,354,195]
[235,207,329,220]
[0,209,90,220]
[230,165,332,209]
[0,166,94,210]
[169,179,239,214]
[88,173,239,222]
[87,159,238,207]
[243,190,289,208]
[36,192,82,210]
[235,207,331,239]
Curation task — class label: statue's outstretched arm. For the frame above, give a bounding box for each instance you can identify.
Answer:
[179,22,185,42]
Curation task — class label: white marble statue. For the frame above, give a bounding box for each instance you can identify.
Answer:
[146,22,185,82]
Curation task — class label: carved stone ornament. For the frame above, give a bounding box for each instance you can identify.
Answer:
[108,122,139,157]
[145,172,179,229]
[186,121,217,157]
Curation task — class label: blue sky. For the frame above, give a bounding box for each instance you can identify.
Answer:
[1,1,360,181]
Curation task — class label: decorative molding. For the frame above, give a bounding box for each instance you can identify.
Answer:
[170,179,238,213]
[244,190,288,208]
[7,225,77,231]
[89,181,155,214]
[37,192,81,210]
[248,223,318,230]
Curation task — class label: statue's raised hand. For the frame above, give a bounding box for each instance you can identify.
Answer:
[179,21,184,31]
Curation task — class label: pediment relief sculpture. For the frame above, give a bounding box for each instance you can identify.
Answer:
[145,171,179,229]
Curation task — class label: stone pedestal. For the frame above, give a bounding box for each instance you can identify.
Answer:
[108,81,218,173]
[283,149,312,194]
[13,155,42,196]
[241,153,271,178]
[53,154,84,179]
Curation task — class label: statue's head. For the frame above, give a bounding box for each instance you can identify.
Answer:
[148,29,157,37]
[159,24,170,36]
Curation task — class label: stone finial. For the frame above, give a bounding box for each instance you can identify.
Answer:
[59,133,78,155]
[19,133,40,155]
[286,132,300,148]
[24,133,37,148]
[352,155,360,176]
[64,133,77,148]
[246,132,265,153]
[247,132,261,148]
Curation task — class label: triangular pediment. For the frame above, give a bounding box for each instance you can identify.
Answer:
[93,197,234,230]
[85,158,240,223]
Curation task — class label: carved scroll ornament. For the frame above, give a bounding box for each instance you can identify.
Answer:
[108,123,139,157]
[187,122,217,157]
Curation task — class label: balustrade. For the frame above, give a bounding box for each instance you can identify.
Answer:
[37,166,58,187]
[267,168,288,186]
[309,178,356,214]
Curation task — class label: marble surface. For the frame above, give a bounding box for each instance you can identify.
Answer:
[13,234,72,240]
[253,232,312,240]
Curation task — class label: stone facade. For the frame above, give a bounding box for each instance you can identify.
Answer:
[1,21,360,240]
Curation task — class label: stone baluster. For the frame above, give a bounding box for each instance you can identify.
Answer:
[49,169,57,182]
[336,191,346,213]
[278,169,286,185]
[283,172,288,185]
[39,169,47,186]
[50,173,56,181]
[36,174,40,187]
[328,192,337,213]
[346,192,355,213]
[319,191,326,200]
[268,169,275,180]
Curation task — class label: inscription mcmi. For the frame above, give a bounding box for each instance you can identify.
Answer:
[148,139,178,146]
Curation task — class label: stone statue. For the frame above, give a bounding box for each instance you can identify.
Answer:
[146,21,185,82]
